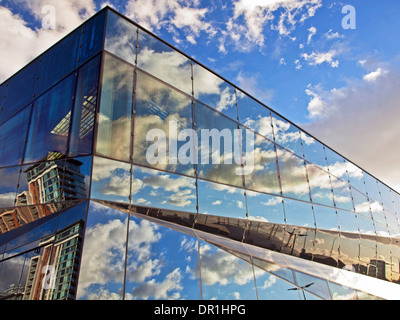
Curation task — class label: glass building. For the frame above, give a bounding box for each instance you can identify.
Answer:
[0,7,400,300]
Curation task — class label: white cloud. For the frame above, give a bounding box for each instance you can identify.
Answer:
[363,67,387,82]
[325,28,344,40]
[307,26,317,44]
[301,50,339,68]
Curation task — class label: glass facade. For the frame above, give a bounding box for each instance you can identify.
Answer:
[0,7,399,300]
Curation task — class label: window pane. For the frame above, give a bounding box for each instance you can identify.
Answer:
[277,146,310,202]
[69,55,100,157]
[363,173,381,204]
[125,214,200,299]
[79,10,106,64]
[199,239,257,300]
[283,198,315,228]
[313,204,338,231]
[294,271,331,300]
[195,101,243,187]
[271,112,303,157]
[133,70,194,176]
[379,184,395,213]
[105,11,137,66]
[96,54,133,162]
[25,74,75,163]
[237,90,273,141]
[91,157,131,204]
[77,201,128,300]
[137,29,192,96]
[345,161,367,194]
[0,106,31,167]
[330,175,354,211]
[337,209,359,233]
[131,165,197,213]
[246,191,285,224]
[329,282,358,300]
[300,132,327,169]
[306,163,334,207]
[36,29,81,97]
[62,157,92,201]
[0,166,19,208]
[197,179,246,219]
[193,64,237,121]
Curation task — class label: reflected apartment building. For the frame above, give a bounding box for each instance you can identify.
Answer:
[0,7,400,300]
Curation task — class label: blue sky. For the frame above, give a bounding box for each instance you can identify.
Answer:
[1,0,400,191]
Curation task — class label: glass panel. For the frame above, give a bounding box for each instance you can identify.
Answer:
[1,59,40,123]
[379,184,395,213]
[329,282,358,300]
[91,157,131,204]
[24,74,75,163]
[131,165,197,213]
[311,229,340,267]
[283,198,315,228]
[62,157,92,201]
[330,175,354,211]
[294,271,331,300]
[133,70,194,176]
[36,29,81,97]
[337,210,359,233]
[69,55,100,157]
[271,112,303,157]
[0,166,20,209]
[125,214,200,300]
[137,29,192,96]
[105,11,138,66]
[246,191,285,224]
[193,64,237,121]
[0,106,31,167]
[363,173,381,204]
[277,146,310,202]
[195,101,243,187]
[76,201,128,300]
[236,90,273,141]
[0,83,6,121]
[352,189,372,219]
[357,215,376,235]
[306,163,334,207]
[338,233,360,270]
[324,147,346,176]
[96,53,133,162]
[345,160,367,194]
[313,204,338,231]
[17,158,66,206]
[197,179,246,219]
[199,239,257,300]
[244,130,280,194]
[385,211,400,235]
[300,132,327,169]
[369,200,387,228]
[79,10,106,64]
[376,236,392,281]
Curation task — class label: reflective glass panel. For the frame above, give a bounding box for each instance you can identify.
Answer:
[77,202,128,300]
[363,173,381,204]
[294,271,331,300]
[199,239,257,300]
[69,55,100,157]
[131,165,197,213]
[133,70,194,176]
[24,74,75,163]
[0,106,31,167]
[369,200,387,228]
[330,175,354,211]
[352,189,372,219]
[246,191,285,224]
[105,10,137,66]
[283,198,315,228]
[96,53,133,162]
[345,160,367,194]
[277,146,310,202]
[0,166,20,209]
[79,10,106,64]
[329,282,358,300]
[357,215,376,235]
[197,179,246,219]
[306,163,334,207]
[125,214,200,299]
[324,147,346,176]
[379,184,395,213]
[244,131,280,195]
[193,64,237,121]
[137,29,192,96]
[62,157,92,201]
[91,157,131,204]
[338,233,360,269]
[236,90,272,141]
[313,204,338,231]
[300,132,327,169]
[195,101,243,187]
[337,210,359,233]
[271,112,303,157]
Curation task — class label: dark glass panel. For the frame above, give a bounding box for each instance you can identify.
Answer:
[77,201,128,300]
[137,29,192,96]
[96,54,133,162]
[300,132,327,169]
[91,157,131,204]
[0,166,20,209]
[79,10,106,64]
[197,179,246,219]
[69,55,100,157]
[195,101,243,187]
[306,163,334,207]
[36,29,80,97]
[236,90,272,141]
[131,165,197,213]
[62,157,92,201]
[246,191,285,224]
[198,239,257,300]
[0,106,31,167]
[276,146,310,202]
[193,64,237,121]
[105,10,138,66]
[25,74,75,163]
[133,70,194,175]
[125,214,200,300]
[1,59,40,123]
[271,112,303,157]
